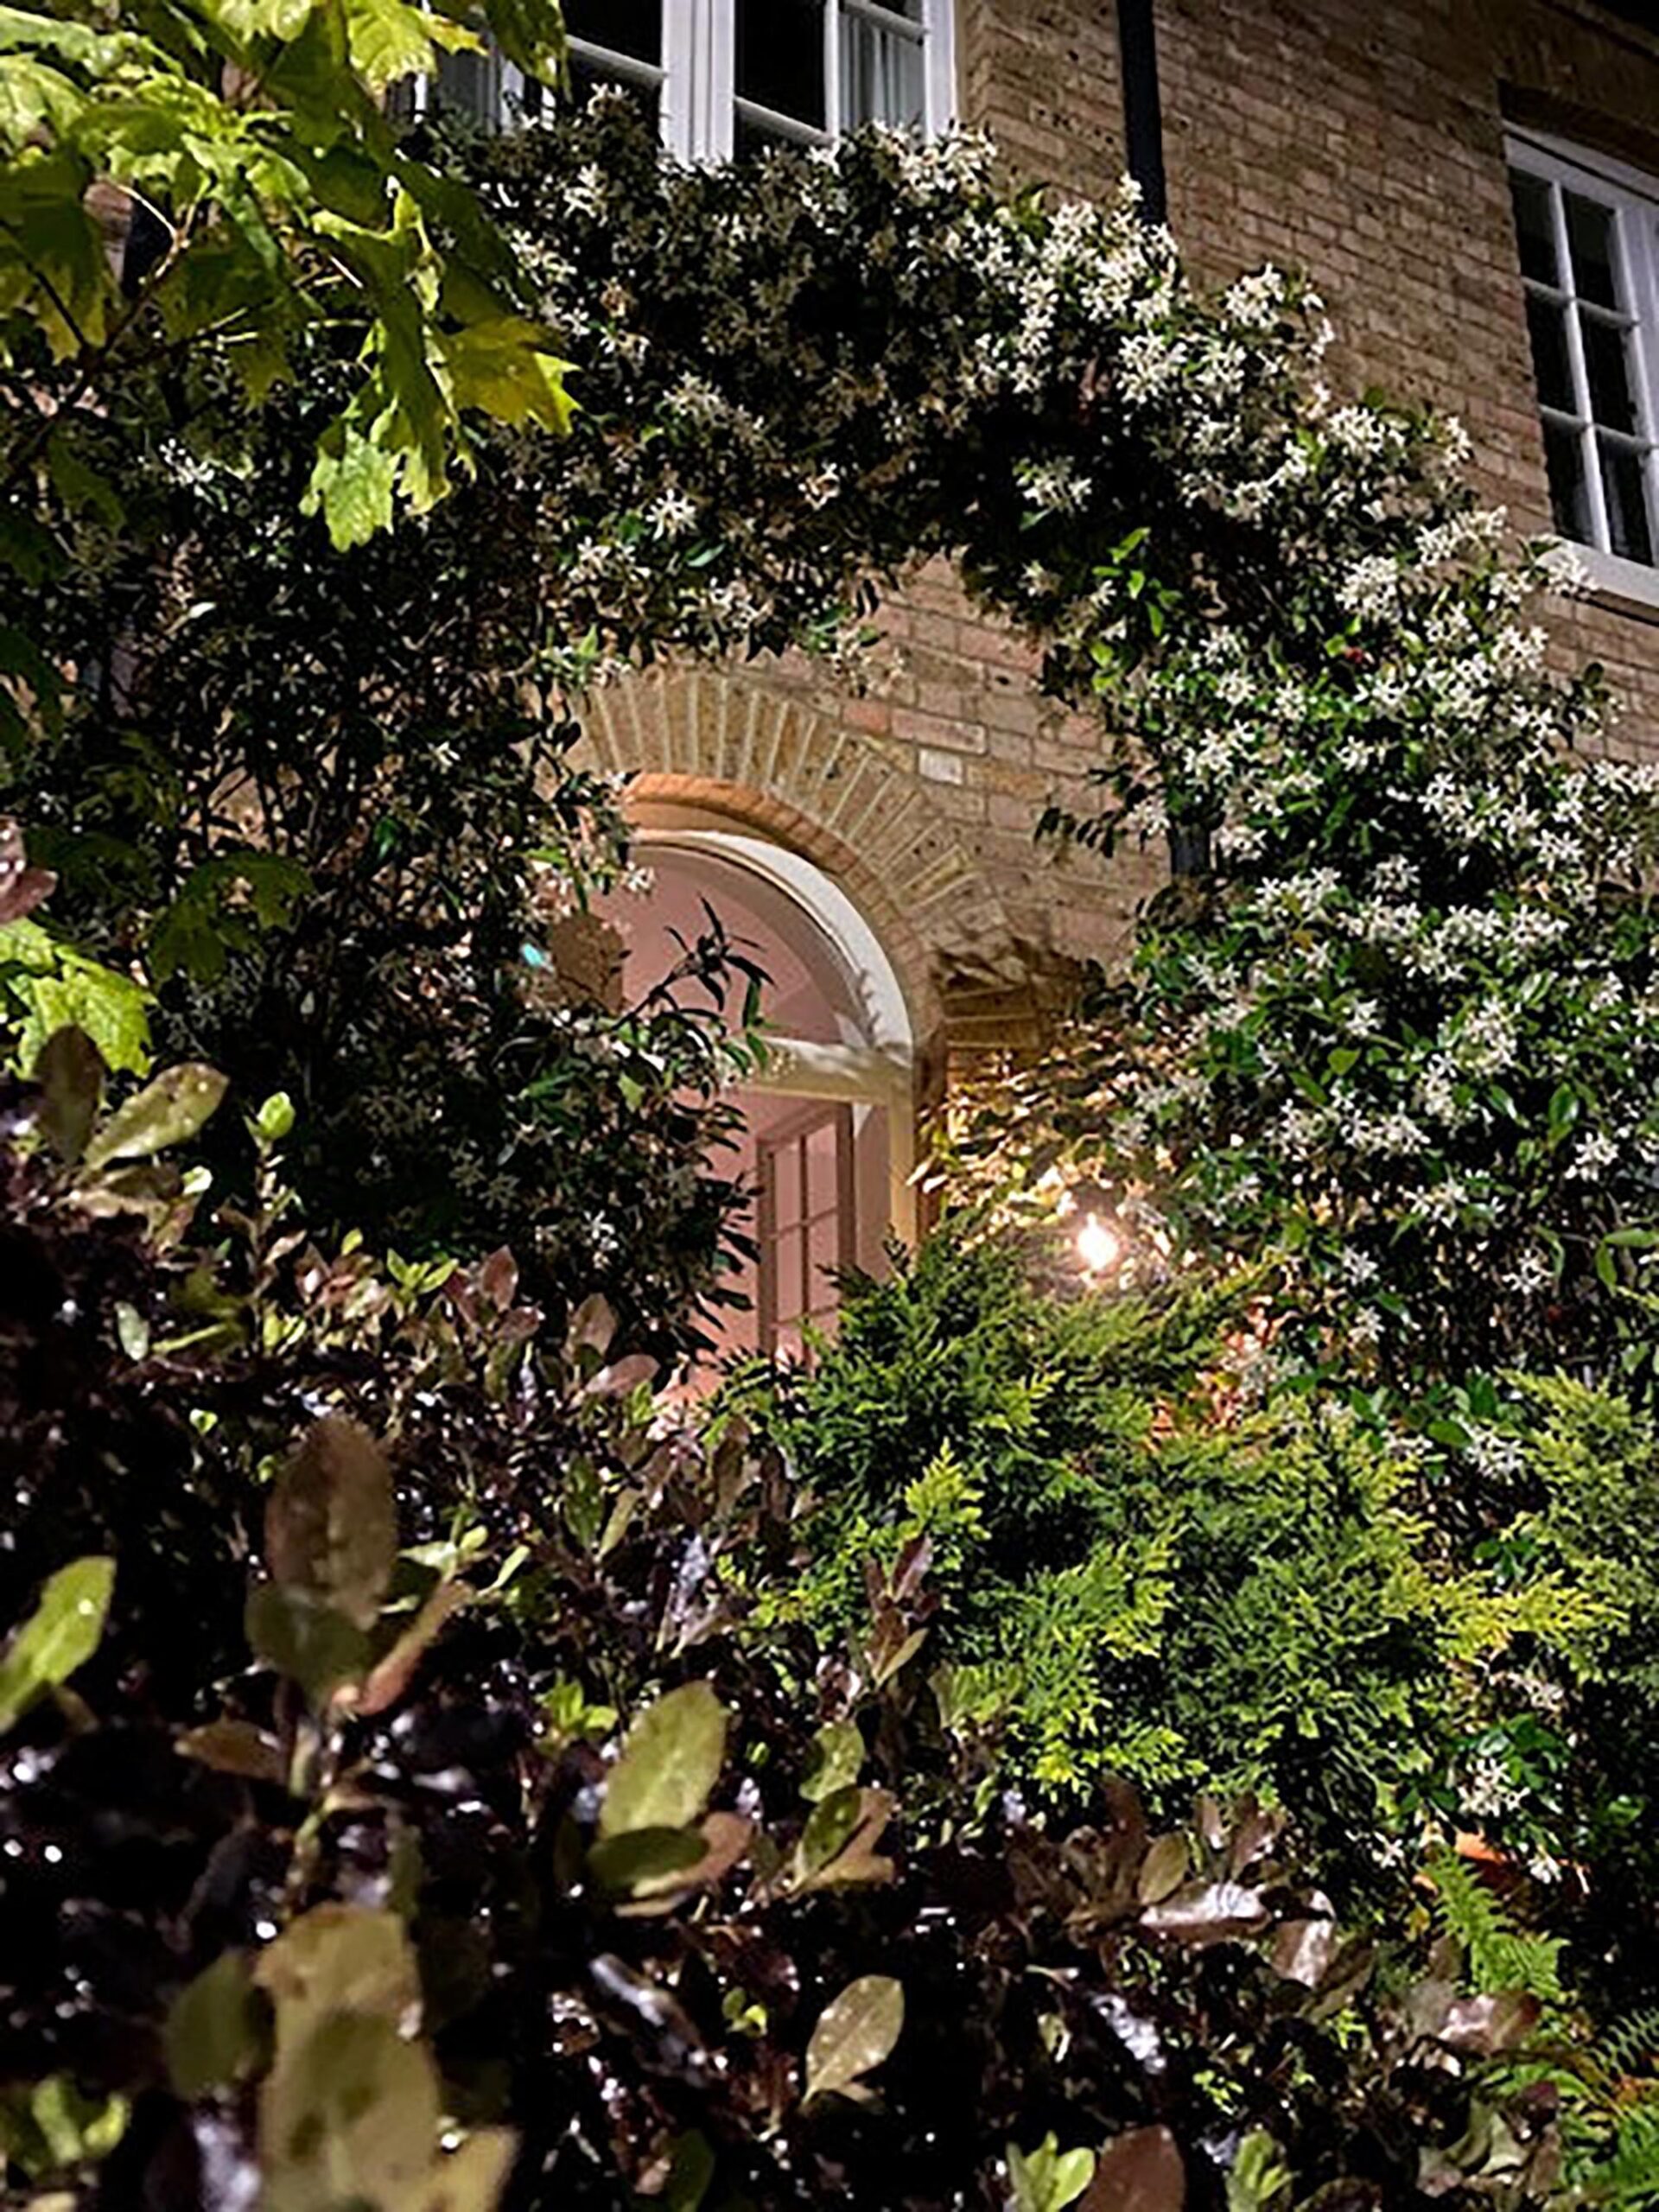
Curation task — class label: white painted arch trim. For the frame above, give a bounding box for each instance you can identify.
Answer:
[636,822,918,1240]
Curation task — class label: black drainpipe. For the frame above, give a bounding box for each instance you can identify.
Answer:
[1114,0,1209,879]
[1115,0,1167,226]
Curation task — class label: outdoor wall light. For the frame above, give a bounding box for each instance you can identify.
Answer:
[1075,1212,1122,1275]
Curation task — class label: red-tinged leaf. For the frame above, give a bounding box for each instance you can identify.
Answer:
[478,1246,518,1312]
[0,817,55,924]
[1082,2127,1185,2212]
[265,1416,397,1630]
[1140,1879,1269,1944]
[1437,1991,1541,2055]
[346,1580,471,1717]
[617,1811,754,1916]
[1271,1916,1338,1989]
[793,1787,895,1894]
[566,1291,616,1363]
[582,1352,658,1402]
[177,1719,287,1784]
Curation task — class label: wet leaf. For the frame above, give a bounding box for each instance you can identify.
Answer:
[615,1812,753,1915]
[165,1951,267,2098]
[417,2128,518,2211]
[1270,1917,1338,1989]
[35,1024,102,1163]
[0,1555,114,1734]
[793,1786,895,1893]
[1137,1833,1189,1904]
[261,2010,439,2212]
[349,1579,470,1716]
[82,1062,228,1169]
[1141,1879,1269,1945]
[804,1974,903,2105]
[1081,2126,1186,2211]
[256,1904,423,2050]
[245,1582,371,1707]
[599,1681,727,1840]
[265,1415,397,1629]
[1437,1992,1541,2055]
[801,1719,863,1802]
[177,1719,287,1784]
[588,1826,707,1896]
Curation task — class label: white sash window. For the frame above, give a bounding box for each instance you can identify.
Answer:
[433,0,955,152]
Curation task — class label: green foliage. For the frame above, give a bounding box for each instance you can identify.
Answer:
[1429,1851,1566,2003]
[736,1224,1638,1885]
[0,1554,113,1733]
[2,1060,1627,2210]
[0,0,570,556]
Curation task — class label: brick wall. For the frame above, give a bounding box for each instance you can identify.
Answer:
[586,0,1659,1066]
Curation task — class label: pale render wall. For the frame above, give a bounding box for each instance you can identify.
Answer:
[587,0,1659,1066]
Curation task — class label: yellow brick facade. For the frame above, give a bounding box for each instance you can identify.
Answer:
[588,0,1659,1077]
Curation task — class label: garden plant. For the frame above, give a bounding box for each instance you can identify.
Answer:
[4,55,1659,2211]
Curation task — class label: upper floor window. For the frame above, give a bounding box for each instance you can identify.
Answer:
[434,0,954,153]
[1508,131,1659,576]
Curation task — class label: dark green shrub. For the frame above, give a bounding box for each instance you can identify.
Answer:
[7,1059,1652,2209]
[730,1225,1626,1889]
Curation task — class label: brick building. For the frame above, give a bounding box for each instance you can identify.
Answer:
[485,2,1659,1352]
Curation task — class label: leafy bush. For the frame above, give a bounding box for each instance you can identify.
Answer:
[728,1226,1640,1894]
[4,1057,1649,2209]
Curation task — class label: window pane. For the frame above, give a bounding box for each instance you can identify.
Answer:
[771,1140,801,1229]
[842,10,925,128]
[773,1226,805,1316]
[435,46,500,122]
[1600,437,1655,563]
[1565,190,1622,309]
[563,0,660,60]
[1543,419,1592,543]
[809,1209,842,1298]
[1524,293,1575,415]
[736,0,826,126]
[804,1116,840,1214]
[1510,170,1559,289]
[1583,312,1639,433]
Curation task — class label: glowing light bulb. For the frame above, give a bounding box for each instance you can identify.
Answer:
[1076,1213,1120,1274]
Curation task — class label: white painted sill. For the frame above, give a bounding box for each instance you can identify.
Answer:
[1546,540,1659,626]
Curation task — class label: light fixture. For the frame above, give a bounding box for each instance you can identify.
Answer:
[1076,1212,1121,1275]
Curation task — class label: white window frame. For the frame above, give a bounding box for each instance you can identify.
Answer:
[524,1,955,157]
[1507,127,1659,620]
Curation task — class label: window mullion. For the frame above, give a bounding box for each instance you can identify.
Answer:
[701,0,734,162]
[1551,177,1613,552]
[826,0,842,136]
[661,0,700,159]
[924,0,955,131]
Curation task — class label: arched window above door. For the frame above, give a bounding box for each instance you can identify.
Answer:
[600,816,917,1362]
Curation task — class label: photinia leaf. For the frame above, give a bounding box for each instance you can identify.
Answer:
[804,1974,903,2106]
[0,1555,115,1733]
[82,1063,227,1169]
[1081,2130,1186,2211]
[599,1682,728,1840]
[264,1415,397,1630]
[165,1951,268,2098]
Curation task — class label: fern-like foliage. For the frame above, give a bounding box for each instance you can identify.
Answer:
[1427,1850,1566,2000]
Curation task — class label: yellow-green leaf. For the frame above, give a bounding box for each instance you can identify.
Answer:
[0,1556,114,1734]
[598,1681,727,1840]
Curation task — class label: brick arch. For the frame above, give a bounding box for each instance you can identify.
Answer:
[576,666,1044,1056]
